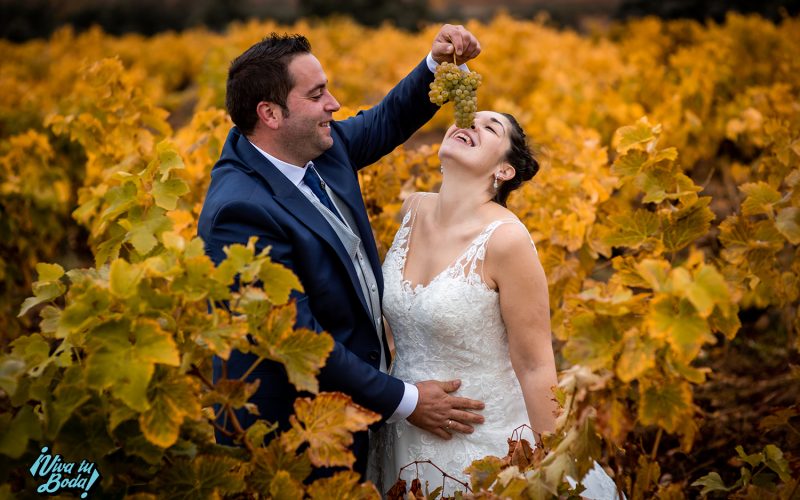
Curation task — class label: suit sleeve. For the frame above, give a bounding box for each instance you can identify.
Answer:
[206,199,406,420]
[334,57,440,170]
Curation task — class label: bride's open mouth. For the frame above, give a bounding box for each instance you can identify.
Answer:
[452,130,475,147]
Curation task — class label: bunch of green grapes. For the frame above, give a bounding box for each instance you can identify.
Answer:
[429,62,482,128]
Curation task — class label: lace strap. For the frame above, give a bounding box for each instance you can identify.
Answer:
[397,192,432,253]
[457,218,537,284]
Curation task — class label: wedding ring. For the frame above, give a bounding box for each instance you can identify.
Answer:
[446,419,452,430]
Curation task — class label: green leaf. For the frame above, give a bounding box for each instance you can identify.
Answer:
[156,456,245,499]
[244,419,278,448]
[0,406,42,458]
[19,274,67,317]
[736,445,764,468]
[36,262,65,282]
[648,297,714,363]
[0,356,27,397]
[776,206,800,244]
[45,365,91,439]
[139,372,200,448]
[85,319,179,411]
[251,304,334,394]
[152,178,190,210]
[156,140,185,178]
[10,333,50,369]
[109,259,145,298]
[763,445,791,482]
[638,379,693,433]
[126,208,172,256]
[684,265,730,317]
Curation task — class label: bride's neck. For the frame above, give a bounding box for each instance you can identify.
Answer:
[433,174,492,227]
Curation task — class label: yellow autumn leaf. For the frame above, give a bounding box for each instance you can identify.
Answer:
[280,392,380,468]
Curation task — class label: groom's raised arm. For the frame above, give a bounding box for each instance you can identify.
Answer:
[333,24,482,170]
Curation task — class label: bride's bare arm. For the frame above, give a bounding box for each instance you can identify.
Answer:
[486,223,558,436]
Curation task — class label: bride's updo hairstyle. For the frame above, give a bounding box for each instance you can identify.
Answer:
[492,113,539,207]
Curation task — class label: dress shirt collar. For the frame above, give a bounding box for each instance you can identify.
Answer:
[249,141,312,187]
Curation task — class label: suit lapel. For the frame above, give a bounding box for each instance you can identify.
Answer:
[228,129,372,317]
[316,157,384,295]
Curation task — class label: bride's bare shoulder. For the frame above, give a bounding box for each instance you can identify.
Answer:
[400,192,437,217]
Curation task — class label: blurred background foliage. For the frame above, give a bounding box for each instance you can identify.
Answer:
[2,0,799,42]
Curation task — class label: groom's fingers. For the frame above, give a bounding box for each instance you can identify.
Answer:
[449,394,485,411]
[438,379,461,393]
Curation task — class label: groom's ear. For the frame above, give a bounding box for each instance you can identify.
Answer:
[256,101,284,130]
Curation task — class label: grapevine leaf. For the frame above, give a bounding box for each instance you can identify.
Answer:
[139,372,200,448]
[10,333,50,369]
[152,178,190,211]
[775,206,800,244]
[202,378,261,410]
[156,140,185,178]
[465,455,503,491]
[740,181,781,217]
[691,472,732,495]
[648,297,714,362]
[0,356,27,397]
[244,419,278,448]
[562,312,620,370]
[268,470,304,499]
[258,260,304,305]
[684,264,730,317]
[250,303,334,394]
[613,118,659,153]
[763,445,791,482]
[280,392,380,468]
[36,262,65,282]
[0,406,42,458]
[109,259,144,298]
[638,379,693,433]
[306,470,380,499]
[248,440,312,493]
[662,199,715,253]
[85,319,179,411]
[603,209,660,249]
[611,149,648,178]
[156,456,245,498]
[615,330,657,382]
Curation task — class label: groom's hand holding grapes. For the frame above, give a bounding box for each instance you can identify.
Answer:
[408,380,485,439]
[431,24,482,66]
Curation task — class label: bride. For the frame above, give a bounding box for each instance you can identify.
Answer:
[369,111,617,498]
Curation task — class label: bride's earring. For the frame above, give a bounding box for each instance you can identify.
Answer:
[440,165,444,174]
[493,173,499,191]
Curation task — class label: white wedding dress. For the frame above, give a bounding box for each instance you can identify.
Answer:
[368,194,619,499]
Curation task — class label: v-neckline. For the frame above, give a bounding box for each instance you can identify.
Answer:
[400,213,494,292]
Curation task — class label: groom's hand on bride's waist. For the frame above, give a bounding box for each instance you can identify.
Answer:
[407,380,485,440]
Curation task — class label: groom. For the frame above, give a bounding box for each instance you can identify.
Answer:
[198,26,485,476]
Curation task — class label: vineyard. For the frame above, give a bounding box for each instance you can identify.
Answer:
[1,12,799,499]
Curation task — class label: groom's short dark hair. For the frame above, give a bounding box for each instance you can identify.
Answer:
[226,33,312,135]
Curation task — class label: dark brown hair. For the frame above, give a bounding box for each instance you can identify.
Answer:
[226,33,312,135]
[492,113,539,207]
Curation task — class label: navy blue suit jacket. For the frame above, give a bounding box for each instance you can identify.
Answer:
[198,58,439,473]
